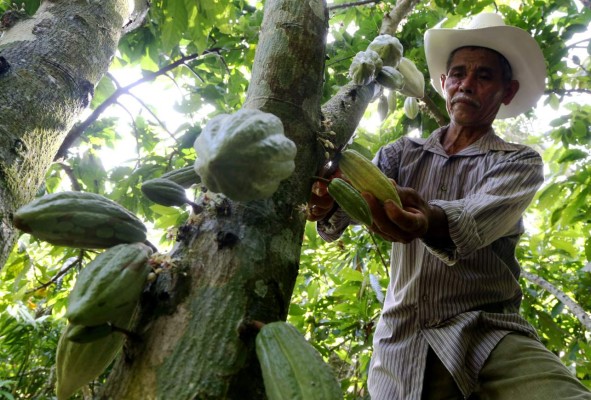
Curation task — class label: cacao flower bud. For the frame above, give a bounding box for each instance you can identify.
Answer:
[367,34,403,67]
[397,57,425,98]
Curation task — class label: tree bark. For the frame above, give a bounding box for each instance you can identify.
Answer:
[101,1,329,399]
[0,0,141,270]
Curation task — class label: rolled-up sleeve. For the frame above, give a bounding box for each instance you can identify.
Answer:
[424,148,544,264]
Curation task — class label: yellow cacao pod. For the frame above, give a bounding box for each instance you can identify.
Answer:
[367,34,403,67]
[397,57,425,98]
[404,97,420,119]
[349,49,383,85]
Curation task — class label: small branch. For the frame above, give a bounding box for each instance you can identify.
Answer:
[328,0,380,11]
[420,95,447,127]
[124,91,177,143]
[27,250,85,294]
[53,51,218,161]
[546,88,591,96]
[521,269,591,332]
[56,162,82,191]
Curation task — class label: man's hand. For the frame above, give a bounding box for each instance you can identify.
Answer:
[362,182,444,243]
[306,179,335,222]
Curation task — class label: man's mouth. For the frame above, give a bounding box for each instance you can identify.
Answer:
[452,96,480,107]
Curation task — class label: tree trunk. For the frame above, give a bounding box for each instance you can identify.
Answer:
[101,1,329,399]
[0,0,140,270]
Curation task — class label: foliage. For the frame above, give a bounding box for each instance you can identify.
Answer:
[0,0,590,398]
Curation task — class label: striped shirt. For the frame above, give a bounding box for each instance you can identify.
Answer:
[318,126,544,399]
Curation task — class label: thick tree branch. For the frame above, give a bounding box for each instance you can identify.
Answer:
[521,269,591,332]
[379,0,421,35]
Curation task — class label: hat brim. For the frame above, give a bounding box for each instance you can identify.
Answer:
[424,25,546,119]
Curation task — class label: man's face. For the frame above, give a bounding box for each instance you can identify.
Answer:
[440,47,519,127]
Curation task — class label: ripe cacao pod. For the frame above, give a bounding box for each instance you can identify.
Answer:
[56,308,133,400]
[141,178,189,207]
[66,242,152,326]
[256,321,342,400]
[397,57,425,98]
[367,34,403,67]
[160,165,201,188]
[376,66,405,91]
[349,49,383,86]
[193,109,297,201]
[338,149,402,207]
[404,97,420,119]
[13,191,147,249]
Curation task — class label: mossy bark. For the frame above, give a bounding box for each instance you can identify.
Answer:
[0,0,135,270]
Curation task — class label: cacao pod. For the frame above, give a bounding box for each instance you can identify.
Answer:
[141,178,189,207]
[256,321,342,400]
[66,242,152,326]
[13,191,147,249]
[338,149,402,207]
[376,66,405,91]
[66,322,114,343]
[349,49,383,86]
[56,308,133,400]
[193,109,297,201]
[404,97,420,119]
[397,57,425,98]
[160,165,201,188]
[328,178,373,227]
[367,34,403,67]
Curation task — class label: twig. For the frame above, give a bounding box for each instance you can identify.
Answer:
[26,250,85,294]
[53,51,220,161]
[56,162,82,191]
[328,0,380,11]
[521,269,591,332]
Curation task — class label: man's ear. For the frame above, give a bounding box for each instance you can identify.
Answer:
[502,80,520,105]
[440,74,447,93]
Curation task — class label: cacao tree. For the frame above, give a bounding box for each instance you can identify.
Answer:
[0,0,590,399]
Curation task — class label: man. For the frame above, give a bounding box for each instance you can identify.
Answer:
[308,13,591,400]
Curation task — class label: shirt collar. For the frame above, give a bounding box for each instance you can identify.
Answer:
[408,125,522,157]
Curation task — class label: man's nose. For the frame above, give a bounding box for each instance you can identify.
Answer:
[459,74,475,92]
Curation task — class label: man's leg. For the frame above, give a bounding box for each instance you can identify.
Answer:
[471,333,591,400]
[422,346,464,400]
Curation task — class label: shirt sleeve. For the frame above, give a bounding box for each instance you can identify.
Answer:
[423,147,544,265]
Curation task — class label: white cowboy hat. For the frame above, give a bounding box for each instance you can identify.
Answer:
[424,12,546,119]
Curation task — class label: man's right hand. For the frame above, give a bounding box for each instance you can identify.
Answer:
[306,180,335,221]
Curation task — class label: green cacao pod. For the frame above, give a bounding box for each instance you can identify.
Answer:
[397,57,425,98]
[66,323,114,343]
[338,149,402,207]
[404,97,420,119]
[193,109,297,201]
[255,321,342,400]
[367,34,403,67]
[328,178,373,227]
[141,178,189,207]
[13,191,147,249]
[376,66,405,91]
[349,49,383,86]
[160,165,201,188]
[56,309,133,400]
[66,242,152,326]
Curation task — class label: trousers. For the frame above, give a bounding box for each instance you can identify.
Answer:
[421,332,591,400]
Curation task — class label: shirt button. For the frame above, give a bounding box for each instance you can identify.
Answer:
[422,295,429,302]
[440,184,447,192]
[424,319,439,328]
